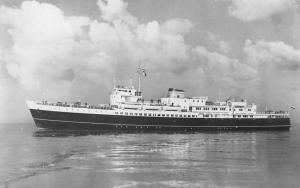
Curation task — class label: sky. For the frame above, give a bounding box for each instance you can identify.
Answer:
[0,0,300,123]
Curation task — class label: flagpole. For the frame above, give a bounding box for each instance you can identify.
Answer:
[137,62,146,92]
[137,63,141,92]
[138,70,141,92]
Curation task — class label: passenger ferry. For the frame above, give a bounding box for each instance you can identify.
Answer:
[27,68,291,131]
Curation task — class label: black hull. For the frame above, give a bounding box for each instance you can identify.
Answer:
[30,109,291,131]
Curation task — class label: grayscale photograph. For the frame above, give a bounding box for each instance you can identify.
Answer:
[0,0,300,187]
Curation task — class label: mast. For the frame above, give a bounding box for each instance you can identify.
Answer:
[129,78,133,88]
[137,64,146,92]
[138,65,141,91]
[113,76,116,88]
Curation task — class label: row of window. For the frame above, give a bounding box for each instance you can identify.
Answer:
[115,111,197,118]
[114,111,255,118]
[233,115,254,118]
[115,89,131,92]
[195,107,227,111]
[203,114,255,118]
[192,99,204,103]
[194,107,253,112]
[41,107,257,119]
[173,99,205,103]
[204,114,230,118]
[235,108,252,111]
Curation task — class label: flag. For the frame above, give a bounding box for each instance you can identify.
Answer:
[142,69,147,76]
[137,67,147,77]
[290,106,296,110]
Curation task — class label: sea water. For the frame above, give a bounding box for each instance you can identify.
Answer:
[0,122,300,188]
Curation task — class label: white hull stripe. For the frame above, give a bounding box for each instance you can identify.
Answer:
[33,118,290,128]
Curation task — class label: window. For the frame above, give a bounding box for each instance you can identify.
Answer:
[239,109,243,111]
[192,115,195,117]
[139,113,142,116]
[166,114,169,117]
[130,113,133,115]
[115,112,118,114]
[171,114,174,117]
[158,114,161,117]
[144,113,147,116]
[184,115,187,117]
[134,113,138,115]
[162,114,165,117]
[125,112,128,115]
[248,109,251,111]
[175,114,178,117]
[148,113,152,116]
[188,115,190,117]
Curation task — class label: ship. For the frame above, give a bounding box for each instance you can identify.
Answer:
[27,67,291,131]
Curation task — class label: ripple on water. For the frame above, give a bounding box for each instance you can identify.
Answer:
[1,124,300,188]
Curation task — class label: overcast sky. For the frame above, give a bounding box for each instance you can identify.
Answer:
[0,0,300,123]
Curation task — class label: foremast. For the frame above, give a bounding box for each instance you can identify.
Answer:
[110,66,146,106]
[137,65,147,92]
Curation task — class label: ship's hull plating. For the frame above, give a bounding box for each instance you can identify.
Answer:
[29,109,291,131]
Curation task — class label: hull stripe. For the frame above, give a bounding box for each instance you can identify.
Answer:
[33,118,291,128]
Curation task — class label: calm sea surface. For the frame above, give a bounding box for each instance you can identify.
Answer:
[0,123,300,188]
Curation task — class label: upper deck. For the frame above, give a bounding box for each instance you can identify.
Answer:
[26,98,290,120]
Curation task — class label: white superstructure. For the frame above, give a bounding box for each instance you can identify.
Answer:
[26,66,289,120]
[27,83,289,120]
[106,86,287,119]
